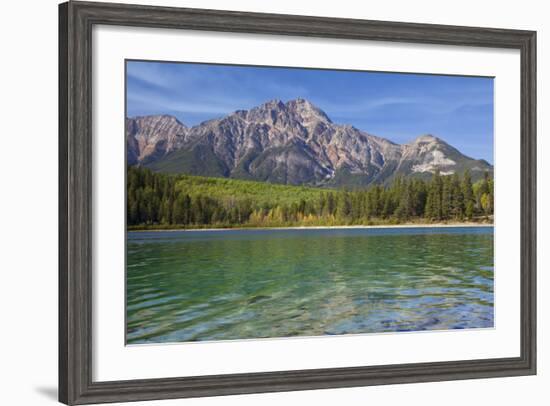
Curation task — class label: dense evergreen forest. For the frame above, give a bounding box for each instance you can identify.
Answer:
[127,166,494,230]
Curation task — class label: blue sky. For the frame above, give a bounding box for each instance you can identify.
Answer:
[126,60,494,163]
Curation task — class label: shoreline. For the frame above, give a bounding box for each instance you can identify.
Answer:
[128,222,494,233]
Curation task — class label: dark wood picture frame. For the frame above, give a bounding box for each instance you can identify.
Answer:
[59,1,537,404]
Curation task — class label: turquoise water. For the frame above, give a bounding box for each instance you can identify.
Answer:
[126,226,494,344]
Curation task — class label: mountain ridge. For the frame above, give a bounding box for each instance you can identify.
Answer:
[126,98,492,187]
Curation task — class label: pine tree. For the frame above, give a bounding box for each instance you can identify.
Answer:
[427,170,443,220]
[441,176,452,220]
[450,173,464,219]
[395,179,412,220]
[462,169,475,219]
[425,190,434,220]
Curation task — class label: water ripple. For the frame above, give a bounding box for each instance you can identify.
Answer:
[127,227,494,343]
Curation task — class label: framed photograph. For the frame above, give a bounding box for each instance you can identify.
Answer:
[59,1,536,404]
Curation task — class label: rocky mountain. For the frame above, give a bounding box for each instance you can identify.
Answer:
[126,98,492,187]
[126,115,188,166]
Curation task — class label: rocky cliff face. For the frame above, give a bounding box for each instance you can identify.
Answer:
[126,115,188,165]
[127,98,492,186]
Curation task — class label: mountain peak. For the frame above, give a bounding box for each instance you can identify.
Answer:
[285,97,315,109]
[285,98,332,123]
[133,113,183,122]
[126,114,189,166]
[287,97,312,106]
[261,99,285,109]
[411,134,444,144]
[127,114,188,131]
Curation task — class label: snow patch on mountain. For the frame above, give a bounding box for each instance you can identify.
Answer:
[412,150,456,174]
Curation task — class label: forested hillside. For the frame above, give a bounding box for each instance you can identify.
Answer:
[127,166,494,229]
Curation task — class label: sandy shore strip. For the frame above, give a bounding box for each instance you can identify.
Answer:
[128,223,494,233]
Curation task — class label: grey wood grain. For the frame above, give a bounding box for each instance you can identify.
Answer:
[59,1,536,404]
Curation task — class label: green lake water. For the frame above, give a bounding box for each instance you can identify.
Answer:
[126,226,494,344]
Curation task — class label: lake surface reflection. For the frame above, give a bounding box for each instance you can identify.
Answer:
[127,226,494,344]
